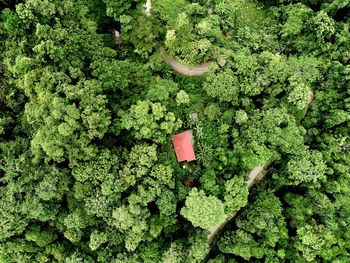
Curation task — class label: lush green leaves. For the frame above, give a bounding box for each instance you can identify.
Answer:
[224,177,248,213]
[1,0,349,261]
[120,100,182,143]
[181,188,227,229]
[218,192,288,260]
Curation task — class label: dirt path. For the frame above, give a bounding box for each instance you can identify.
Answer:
[207,212,237,240]
[304,90,315,116]
[160,48,213,77]
[207,162,271,243]
[207,91,316,242]
[246,165,267,188]
[160,46,316,242]
[143,0,151,16]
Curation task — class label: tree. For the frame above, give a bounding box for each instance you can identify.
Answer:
[203,69,239,104]
[175,90,190,105]
[102,0,137,20]
[287,83,312,110]
[181,188,227,229]
[119,100,182,143]
[24,80,111,163]
[223,176,248,213]
[199,170,221,196]
[146,78,179,104]
[286,150,327,184]
[187,229,210,262]
[118,143,157,188]
[281,4,313,39]
[312,11,335,41]
[294,222,337,262]
[25,225,57,248]
[161,242,185,263]
[218,192,288,261]
[262,107,306,155]
[1,0,350,260]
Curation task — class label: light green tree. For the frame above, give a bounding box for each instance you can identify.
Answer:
[224,177,249,213]
[287,150,327,184]
[175,90,190,106]
[181,188,226,229]
[120,100,182,143]
[204,69,239,104]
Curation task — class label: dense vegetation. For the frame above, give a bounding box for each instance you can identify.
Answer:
[0,0,349,262]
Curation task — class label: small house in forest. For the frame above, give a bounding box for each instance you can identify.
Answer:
[172,130,196,162]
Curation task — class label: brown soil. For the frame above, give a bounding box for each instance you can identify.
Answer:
[160,48,213,77]
[207,162,271,243]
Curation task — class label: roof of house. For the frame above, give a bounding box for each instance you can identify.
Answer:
[172,130,196,162]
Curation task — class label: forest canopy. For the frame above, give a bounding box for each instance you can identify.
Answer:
[0,0,349,262]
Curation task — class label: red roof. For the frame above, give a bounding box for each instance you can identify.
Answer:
[172,130,196,162]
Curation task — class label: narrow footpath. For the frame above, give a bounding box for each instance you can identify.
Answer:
[207,162,271,243]
[207,91,315,243]
[160,48,213,77]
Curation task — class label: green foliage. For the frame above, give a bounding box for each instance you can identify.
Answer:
[224,177,248,213]
[188,230,210,262]
[154,0,188,21]
[0,0,349,261]
[25,80,111,163]
[218,192,288,260]
[118,143,157,188]
[181,188,226,229]
[204,104,222,121]
[324,109,350,128]
[92,59,145,92]
[146,79,179,103]
[234,110,248,124]
[262,107,306,154]
[175,90,190,105]
[163,7,221,64]
[287,83,311,110]
[25,225,57,248]
[102,0,139,20]
[161,242,185,263]
[120,14,161,58]
[203,69,239,104]
[89,230,108,251]
[196,142,215,168]
[286,150,327,184]
[281,4,313,38]
[295,223,336,262]
[120,100,182,143]
[200,170,220,196]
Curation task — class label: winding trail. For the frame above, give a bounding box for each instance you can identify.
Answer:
[246,165,268,188]
[160,48,213,77]
[305,90,315,116]
[207,162,271,243]
[206,91,316,243]
[158,43,317,243]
